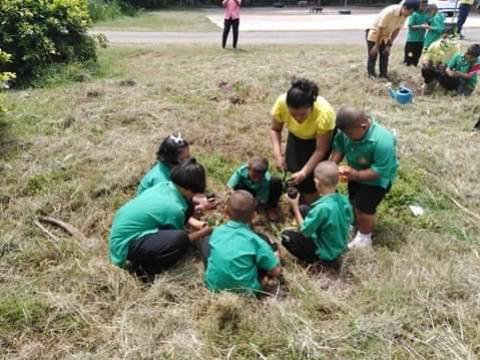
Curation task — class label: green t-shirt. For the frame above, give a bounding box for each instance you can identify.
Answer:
[137,161,171,196]
[205,221,279,294]
[301,193,353,261]
[227,164,271,204]
[407,11,430,42]
[109,181,188,267]
[423,12,445,49]
[332,120,398,189]
[448,53,479,90]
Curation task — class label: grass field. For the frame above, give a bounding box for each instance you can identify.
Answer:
[94,10,219,32]
[1,44,480,359]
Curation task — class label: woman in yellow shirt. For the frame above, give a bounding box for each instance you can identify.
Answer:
[270,78,335,201]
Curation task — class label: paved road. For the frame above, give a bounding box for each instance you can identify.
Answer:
[98,29,480,45]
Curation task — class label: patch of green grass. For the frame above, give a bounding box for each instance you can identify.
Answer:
[0,293,49,333]
[94,10,218,32]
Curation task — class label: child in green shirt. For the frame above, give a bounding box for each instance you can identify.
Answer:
[137,133,190,195]
[227,156,283,221]
[404,0,430,66]
[203,190,282,295]
[330,106,398,249]
[109,158,212,279]
[423,4,446,50]
[438,44,480,96]
[282,161,353,272]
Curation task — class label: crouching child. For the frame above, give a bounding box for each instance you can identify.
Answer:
[282,161,353,273]
[203,190,282,296]
[330,106,398,249]
[227,156,283,221]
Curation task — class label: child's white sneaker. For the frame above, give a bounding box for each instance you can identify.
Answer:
[348,232,372,249]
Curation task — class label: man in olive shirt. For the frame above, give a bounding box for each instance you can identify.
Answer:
[109,159,211,278]
[366,0,420,79]
[204,190,281,295]
[283,161,353,272]
[331,106,398,249]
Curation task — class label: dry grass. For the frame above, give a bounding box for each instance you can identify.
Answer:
[1,44,480,359]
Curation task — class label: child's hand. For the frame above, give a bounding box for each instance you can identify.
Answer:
[197,225,212,237]
[338,165,351,182]
[188,217,207,230]
[287,193,300,208]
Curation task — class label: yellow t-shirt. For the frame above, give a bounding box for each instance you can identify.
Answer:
[423,38,460,65]
[270,94,335,140]
[459,0,474,5]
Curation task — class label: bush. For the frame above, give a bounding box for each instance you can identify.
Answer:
[0,50,15,114]
[0,0,96,85]
[88,0,138,22]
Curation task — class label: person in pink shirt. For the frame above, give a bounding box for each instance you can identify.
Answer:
[222,0,241,49]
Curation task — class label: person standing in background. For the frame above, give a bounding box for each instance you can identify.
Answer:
[222,0,241,50]
[404,0,429,67]
[457,0,475,39]
[366,0,420,79]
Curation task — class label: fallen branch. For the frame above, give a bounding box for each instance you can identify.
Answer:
[39,216,89,244]
[447,195,480,223]
[33,219,59,242]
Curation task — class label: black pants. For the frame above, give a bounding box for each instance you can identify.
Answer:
[286,132,317,193]
[127,230,190,277]
[366,30,389,78]
[233,176,283,207]
[222,18,239,49]
[281,230,341,271]
[421,64,442,84]
[457,4,471,35]
[404,41,424,66]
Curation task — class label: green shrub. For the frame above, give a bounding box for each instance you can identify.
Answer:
[0,0,96,85]
[0,49,15,114]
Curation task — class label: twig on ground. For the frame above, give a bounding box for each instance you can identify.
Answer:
[33,219,59,242]
[447,195,480,224]
[39,216,89,243]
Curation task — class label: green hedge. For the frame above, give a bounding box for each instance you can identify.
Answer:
[0,0,96,85]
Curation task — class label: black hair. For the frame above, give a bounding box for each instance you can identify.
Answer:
[156,133,189,168]
[335,105,367,130]
[403,0,420,11]
[249,155,269,173]
[171,158,206,194]
[286,78,319,109]
[466,44,480,58]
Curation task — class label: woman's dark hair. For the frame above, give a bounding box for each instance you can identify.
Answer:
[402,0,420,11]
[286,78,319,109]
[171,158,206,194]
[156,133,189,167]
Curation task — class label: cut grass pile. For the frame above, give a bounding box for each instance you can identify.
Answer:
[94,10,219,32]
[1,44,479,358]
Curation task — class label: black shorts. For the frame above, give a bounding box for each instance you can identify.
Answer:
[348,181,389,215]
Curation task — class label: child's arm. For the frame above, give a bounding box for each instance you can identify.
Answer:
[287,194,304,227]
[267,265,282,278]
[346,168,379,182]
[188,225,212,242]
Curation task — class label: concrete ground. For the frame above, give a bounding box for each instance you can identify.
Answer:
[206,6,480,31]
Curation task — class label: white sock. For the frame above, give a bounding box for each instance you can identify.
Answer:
[354,231,371,242]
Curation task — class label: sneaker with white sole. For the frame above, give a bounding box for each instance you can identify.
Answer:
[348,235,372,249]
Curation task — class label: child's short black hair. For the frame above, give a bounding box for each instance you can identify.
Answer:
[156,133,189,167]
[227,190,257,223]
[171,158,206,194]
[286,78,319,109]
[466,44,480,58]
[248,156,269,173]
[335,105,367,130]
